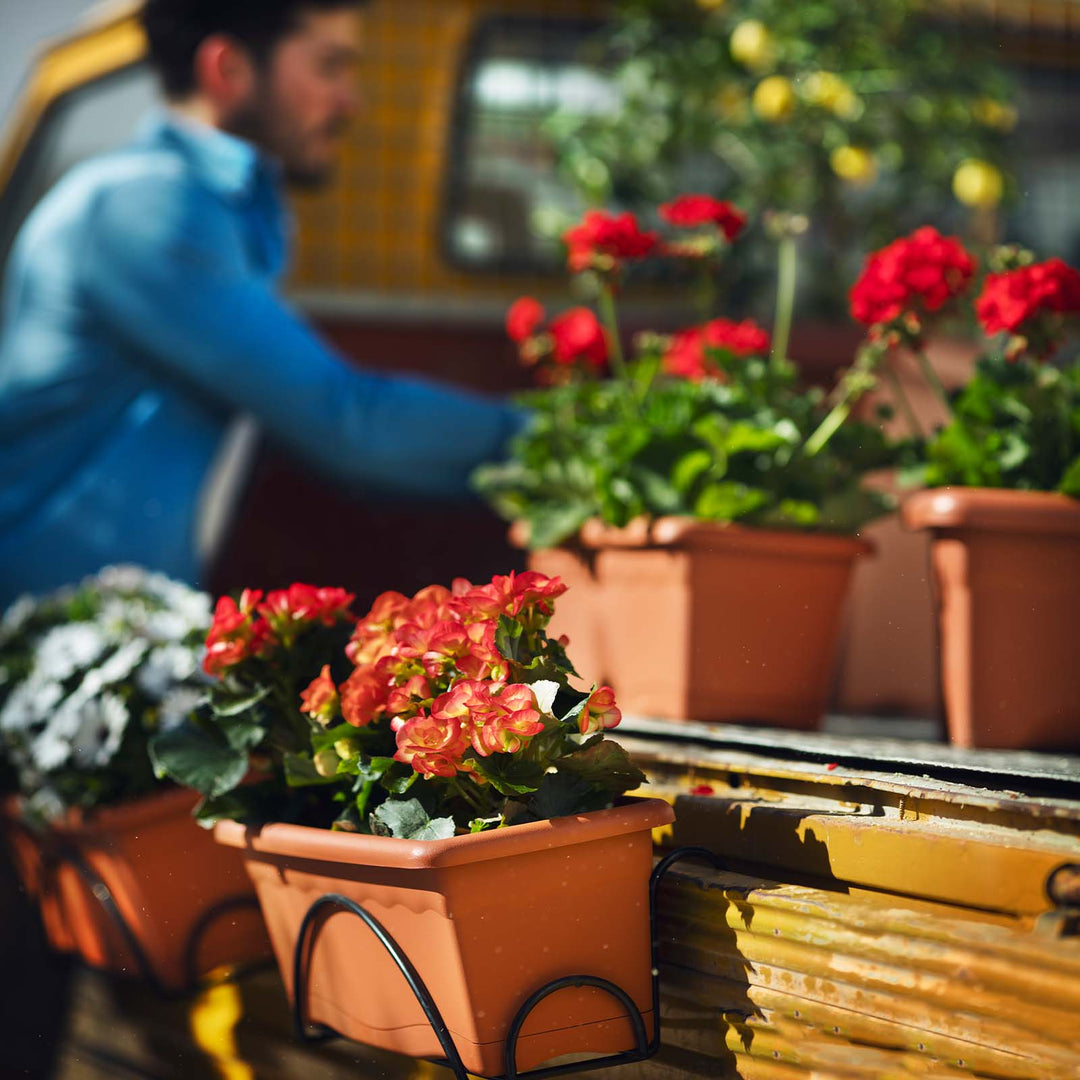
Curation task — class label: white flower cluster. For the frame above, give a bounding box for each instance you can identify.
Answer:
[0,566,213,813]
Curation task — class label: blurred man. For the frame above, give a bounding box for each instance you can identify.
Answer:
[0,0,521,605]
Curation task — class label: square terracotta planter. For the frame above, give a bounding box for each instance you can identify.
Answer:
[215,797,674,1077]
[530,517,871,726]
[903,487,1080,750]
[2,788,268,990]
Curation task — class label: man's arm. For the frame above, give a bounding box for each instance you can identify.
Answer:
[81,173,522,499]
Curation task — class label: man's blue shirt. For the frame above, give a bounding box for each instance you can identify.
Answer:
[0,113,521,605]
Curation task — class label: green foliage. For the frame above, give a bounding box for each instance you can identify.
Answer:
[549,0,1014,311]
[923,355,1080,492]
[475,348,897,548]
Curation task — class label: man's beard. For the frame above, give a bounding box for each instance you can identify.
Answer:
[223,94,345,189]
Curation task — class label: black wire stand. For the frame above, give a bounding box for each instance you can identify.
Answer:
[291,845,720,1080]
[33,833,266,999]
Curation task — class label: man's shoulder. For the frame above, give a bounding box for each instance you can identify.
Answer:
[25,141,224,246]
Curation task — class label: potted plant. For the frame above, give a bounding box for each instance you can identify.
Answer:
[150,572,672,1077]
[474,200,902,726]
[880,246,1080,749]
[0,566,267,990]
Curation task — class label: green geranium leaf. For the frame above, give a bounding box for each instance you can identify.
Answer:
[695,481,770,522]
[149,720,249,799]
[380,764,419,795]
[210,685,271,718]
[672,449,714,493]
[530,771,612,820]
[495,615,524,663]
[470,754,547,796]
[558,739,647,795]
[283,752,340,787]
[1059,455,1080,496]
[370,798,455,840]
[356,756,395,784]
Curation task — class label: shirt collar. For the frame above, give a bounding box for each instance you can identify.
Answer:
[138,109,277,201]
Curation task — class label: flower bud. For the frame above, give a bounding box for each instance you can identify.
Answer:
[334,737,362,761]
[313,748,341,778]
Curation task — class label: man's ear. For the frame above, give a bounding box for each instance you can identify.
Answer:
[192,34,258,110]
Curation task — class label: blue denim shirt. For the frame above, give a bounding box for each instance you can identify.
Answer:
[0,113,521,605]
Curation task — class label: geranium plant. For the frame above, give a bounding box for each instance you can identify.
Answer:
[149,574,645,839]
[0,567,212,823]
[474,198,899,549]
[841,229,1080,493]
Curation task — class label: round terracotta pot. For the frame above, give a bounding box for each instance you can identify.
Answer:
[903,487,1080,750]
[2,788,269,990]
[528,517,871,726]
[215,797,674,1077]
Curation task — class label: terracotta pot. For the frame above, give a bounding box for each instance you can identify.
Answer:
[530,517,870,726]
[902,487,1080,750]
[215,797,674,1077]
[2,788,268,990]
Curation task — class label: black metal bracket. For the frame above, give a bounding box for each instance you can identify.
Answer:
[36,836,264,999]
[292,844,721,1080]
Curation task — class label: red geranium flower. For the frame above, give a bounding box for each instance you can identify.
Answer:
[548,308,609,367]
[976,258,1080,337]
[506,297,545,343]
[663,318,771,380]
[563,210,658,274]
[849,226,975,328]
[659,194,746,242]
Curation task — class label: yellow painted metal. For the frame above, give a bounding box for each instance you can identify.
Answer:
[649,866,1080,1079]
[187,979,255,1080]
[620,734,1080,926]
[0,3,144,193]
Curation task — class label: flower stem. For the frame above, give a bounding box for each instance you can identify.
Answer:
[883,363,924,439]
[597,285,628,381]
[913,347,952,416]
[770,234,797,368]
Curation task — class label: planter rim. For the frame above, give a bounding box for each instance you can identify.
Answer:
[902,487,1080,537]
[214,796,673,870]
[3,786,197,837]
[581,516,873,558]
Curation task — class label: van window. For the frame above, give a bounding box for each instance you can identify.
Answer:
[0,63,160,285]
[441,17,616,274]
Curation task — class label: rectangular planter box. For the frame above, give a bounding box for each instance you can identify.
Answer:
[3,788,268,990]
[534,518,869,727]
[215,797,674,1077]
[904,487,1080,749]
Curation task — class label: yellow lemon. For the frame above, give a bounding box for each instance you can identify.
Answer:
[730,20,776,72]
[830,145,877,185]
[802,72,861,119]
[752,76,796,122]
[972,97,1018,132]
[952,158,1004,208]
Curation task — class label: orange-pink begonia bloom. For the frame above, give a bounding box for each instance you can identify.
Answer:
[578,686,622,735]
[299,665,340,725]
[393,710,471,778]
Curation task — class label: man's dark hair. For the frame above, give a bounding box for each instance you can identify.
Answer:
[142,0,365,98]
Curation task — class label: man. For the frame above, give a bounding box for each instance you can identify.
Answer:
[0,0,522,606]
